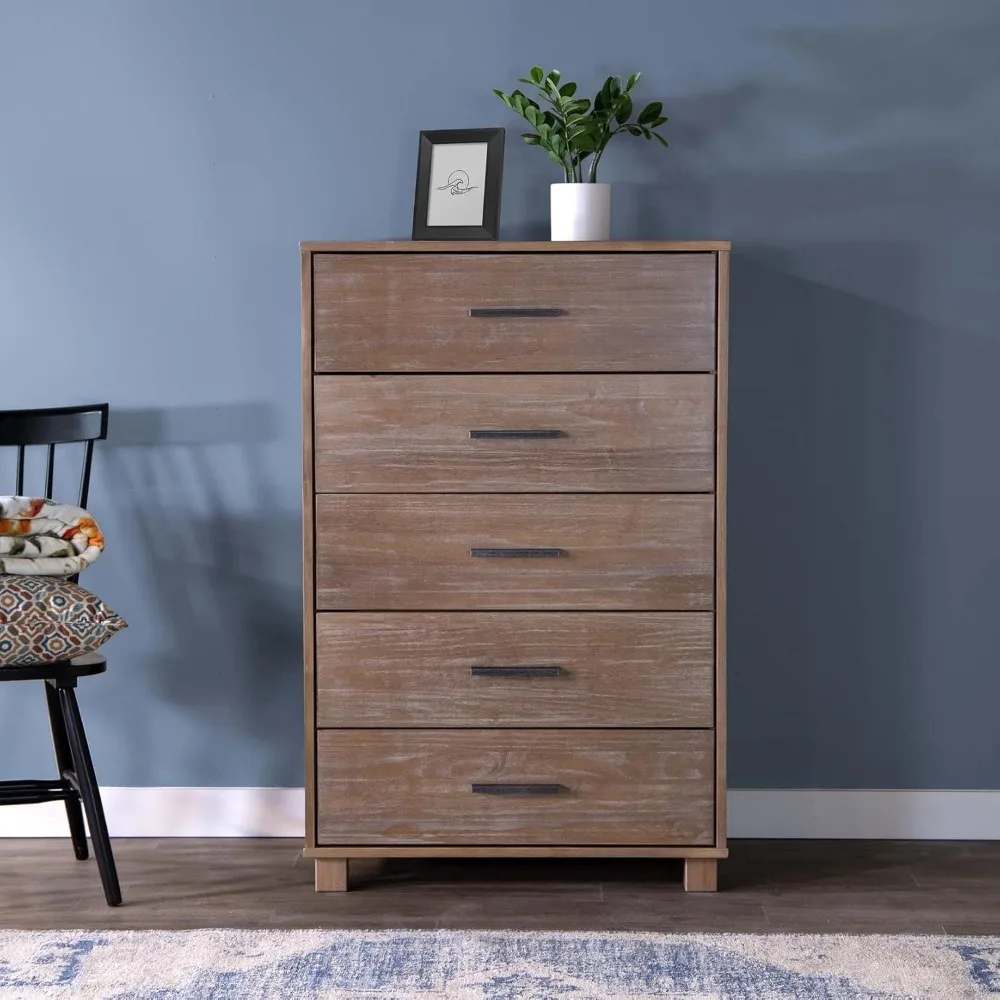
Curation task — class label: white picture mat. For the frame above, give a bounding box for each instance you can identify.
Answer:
[425,141,489,227]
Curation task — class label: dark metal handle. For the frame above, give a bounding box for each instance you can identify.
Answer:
[469,307,565,318]
[470,547,565,558]
[470,665,563,678]
[471,783,566,795]
[469,429,566,440]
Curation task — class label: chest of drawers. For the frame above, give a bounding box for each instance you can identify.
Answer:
[301,241,729,893]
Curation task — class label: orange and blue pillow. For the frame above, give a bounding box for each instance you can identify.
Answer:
[0,575,126,667]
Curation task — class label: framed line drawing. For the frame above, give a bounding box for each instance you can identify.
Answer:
[411,128,505,240]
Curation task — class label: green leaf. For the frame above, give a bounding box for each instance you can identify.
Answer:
[493,88,511,106]
[522,133,542,145]
[559,81,577,98]
[609,76,622,97]
[573,132,598,152]
[652,132,669,147]
[652,116,668,127]
[547,69,561,86]
[625,71,641,91]
[550,132,565,154]
[600,77,615,105]
[638,101,662,125]
[547,149,565,168]
[615,94,633,124]
[523,104,540,126]
[530,66,544,84]
[516,77,535,85]
[625,124,643,136]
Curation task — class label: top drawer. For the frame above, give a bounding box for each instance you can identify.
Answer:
[312,253,717,373]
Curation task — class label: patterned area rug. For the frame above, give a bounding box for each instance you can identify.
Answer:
[0,930,998,998]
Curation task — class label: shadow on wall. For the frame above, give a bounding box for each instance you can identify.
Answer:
[727,248,1000,788]
[101,403,302,789]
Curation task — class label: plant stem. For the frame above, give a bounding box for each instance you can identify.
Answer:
[589,146,604,182]
[588,123,631,181]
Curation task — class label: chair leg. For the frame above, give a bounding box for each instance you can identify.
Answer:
[58,686,122,906]
[44,682,88,861]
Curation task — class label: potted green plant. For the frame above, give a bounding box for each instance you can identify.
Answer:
[494,67,668,241]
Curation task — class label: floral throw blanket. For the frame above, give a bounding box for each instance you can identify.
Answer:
[0,497,105,576]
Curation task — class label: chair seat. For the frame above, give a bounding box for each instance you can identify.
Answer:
[0,652,107,683]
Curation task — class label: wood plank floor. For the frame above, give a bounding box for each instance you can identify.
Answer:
[1,839,999,934]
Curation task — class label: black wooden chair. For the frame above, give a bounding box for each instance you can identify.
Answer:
[0,403,121,906]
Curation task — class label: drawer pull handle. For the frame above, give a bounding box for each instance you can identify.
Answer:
[470,665,563,678]
[470,547,565,558]
[471,783,566,796]
[469,307,565,318]
[469,428,565,440]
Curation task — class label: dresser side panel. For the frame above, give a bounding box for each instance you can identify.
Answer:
[302,249,318,849]
[715,249,730,849]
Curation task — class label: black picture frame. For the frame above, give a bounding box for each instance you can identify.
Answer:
[411,128,504,241]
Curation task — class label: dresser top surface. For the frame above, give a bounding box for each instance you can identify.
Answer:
[301,240,730,254]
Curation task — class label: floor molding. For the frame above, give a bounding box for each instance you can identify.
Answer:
[728,789,1000,839]
[1,787,998,839]
[0,788,305,838]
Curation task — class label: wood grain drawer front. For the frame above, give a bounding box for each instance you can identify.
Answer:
[315,494,714,611]
[315,612,714,728]
[316,729,714,846]
[312,253,716,373]
[313,374,715,493]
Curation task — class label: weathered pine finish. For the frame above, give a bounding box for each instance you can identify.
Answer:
[314,374,715,493]
[301,241,729,894]
[683,857,719,893]
[301,251,317,852]
[315,612,714,728]
[303,240,730,253]
[715,250,730,858]
[314,858,348,892]
[313,253,716,373]
[315,493,715,611]
[317,730,715,846]
[304,845,727,860]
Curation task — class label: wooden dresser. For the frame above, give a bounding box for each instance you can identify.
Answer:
[301,241,729,892]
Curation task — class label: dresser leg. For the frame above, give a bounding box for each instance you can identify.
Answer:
[684,858,718,892]
[315,859,349,892]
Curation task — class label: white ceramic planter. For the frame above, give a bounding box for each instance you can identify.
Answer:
[550,182,611,241]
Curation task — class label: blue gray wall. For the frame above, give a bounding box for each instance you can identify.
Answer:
[2,0,998,788]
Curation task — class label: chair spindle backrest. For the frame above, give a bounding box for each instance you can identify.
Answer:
[0,404,109,509]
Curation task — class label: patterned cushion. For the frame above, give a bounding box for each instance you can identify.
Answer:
[0,576,127,667]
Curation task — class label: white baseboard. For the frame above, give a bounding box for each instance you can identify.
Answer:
[0,787,305,838]
[1,787,998,839]
[728,789,1000,840]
